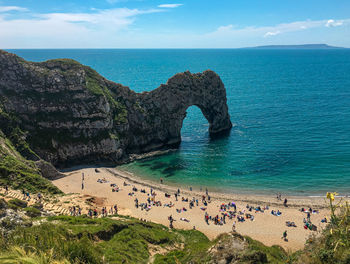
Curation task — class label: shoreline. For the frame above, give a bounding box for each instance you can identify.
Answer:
[110,167,330,209]
[61,163,338,208]
[118,161,350,198]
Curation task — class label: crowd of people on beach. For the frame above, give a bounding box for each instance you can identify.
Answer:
[118,181,294,233]
[107,179,328,242]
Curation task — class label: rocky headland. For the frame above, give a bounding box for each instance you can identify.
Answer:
[0,50,232,170]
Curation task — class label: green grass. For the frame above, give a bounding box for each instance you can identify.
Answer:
[1,216,180,264]
[0,215,219,264]
[0,246,70,264]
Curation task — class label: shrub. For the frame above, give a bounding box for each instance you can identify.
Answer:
[7,199,27,210]
[23,207,41,218]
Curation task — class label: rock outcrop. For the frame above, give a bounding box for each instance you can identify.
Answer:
[208,233,269,264]
[0,50,232,167]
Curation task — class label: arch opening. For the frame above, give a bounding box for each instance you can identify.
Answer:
[180,105,210,144]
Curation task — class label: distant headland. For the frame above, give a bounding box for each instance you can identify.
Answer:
[243,44,347,49]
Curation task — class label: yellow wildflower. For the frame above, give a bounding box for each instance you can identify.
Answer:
[326,192,338,201]
[327,192,334,201]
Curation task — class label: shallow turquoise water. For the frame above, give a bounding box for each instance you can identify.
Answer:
[9,49,350,195]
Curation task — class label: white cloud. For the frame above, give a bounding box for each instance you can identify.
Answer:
[212,18,350,40]
[325,19,343,27]
[1,12,349,48]
[0,7,164,48]
[0,6,28,12]
[217,24,234,32]
[37,8,161,28]
[264,31,280,37]
[158,4,183,8]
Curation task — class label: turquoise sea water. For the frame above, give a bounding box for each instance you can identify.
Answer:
[8,49,350,195]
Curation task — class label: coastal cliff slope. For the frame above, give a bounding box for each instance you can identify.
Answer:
[0,50,232,167]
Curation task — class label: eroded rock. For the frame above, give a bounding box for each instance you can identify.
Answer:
[0,50,232,167]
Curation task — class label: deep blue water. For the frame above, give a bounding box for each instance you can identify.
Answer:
[8,49,350,195]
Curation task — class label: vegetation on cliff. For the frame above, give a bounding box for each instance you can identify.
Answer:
[0,129,61,194]
[83,67,128,125]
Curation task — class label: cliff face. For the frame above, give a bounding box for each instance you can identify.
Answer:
[128,70,232,153]
[0,50,232,167]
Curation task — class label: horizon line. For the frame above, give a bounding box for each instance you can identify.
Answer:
[3,44,349,50]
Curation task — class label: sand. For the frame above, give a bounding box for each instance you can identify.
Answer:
[52,166,347,252]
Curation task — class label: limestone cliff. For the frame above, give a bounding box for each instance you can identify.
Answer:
[0,50,232,167]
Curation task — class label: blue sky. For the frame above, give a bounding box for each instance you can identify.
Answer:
[0,0,349,48]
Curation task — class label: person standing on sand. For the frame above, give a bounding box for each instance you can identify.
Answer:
[168,215,174,228]
[160,178,163,184]
[232,221,236,231]
[277,193,282,201]
[37,193,42,203]
[282,230,288,241]
[232,202,237,212]
[81,173,85,190]
[284,198,288,207]
[26,192,31,201]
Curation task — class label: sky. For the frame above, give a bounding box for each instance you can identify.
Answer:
[0,0,349,48]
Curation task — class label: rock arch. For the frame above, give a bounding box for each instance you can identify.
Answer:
[127,70,232,153]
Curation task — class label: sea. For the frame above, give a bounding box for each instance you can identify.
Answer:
[8,49,350,196]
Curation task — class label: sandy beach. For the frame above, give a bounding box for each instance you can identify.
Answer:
[52,166,346,252]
